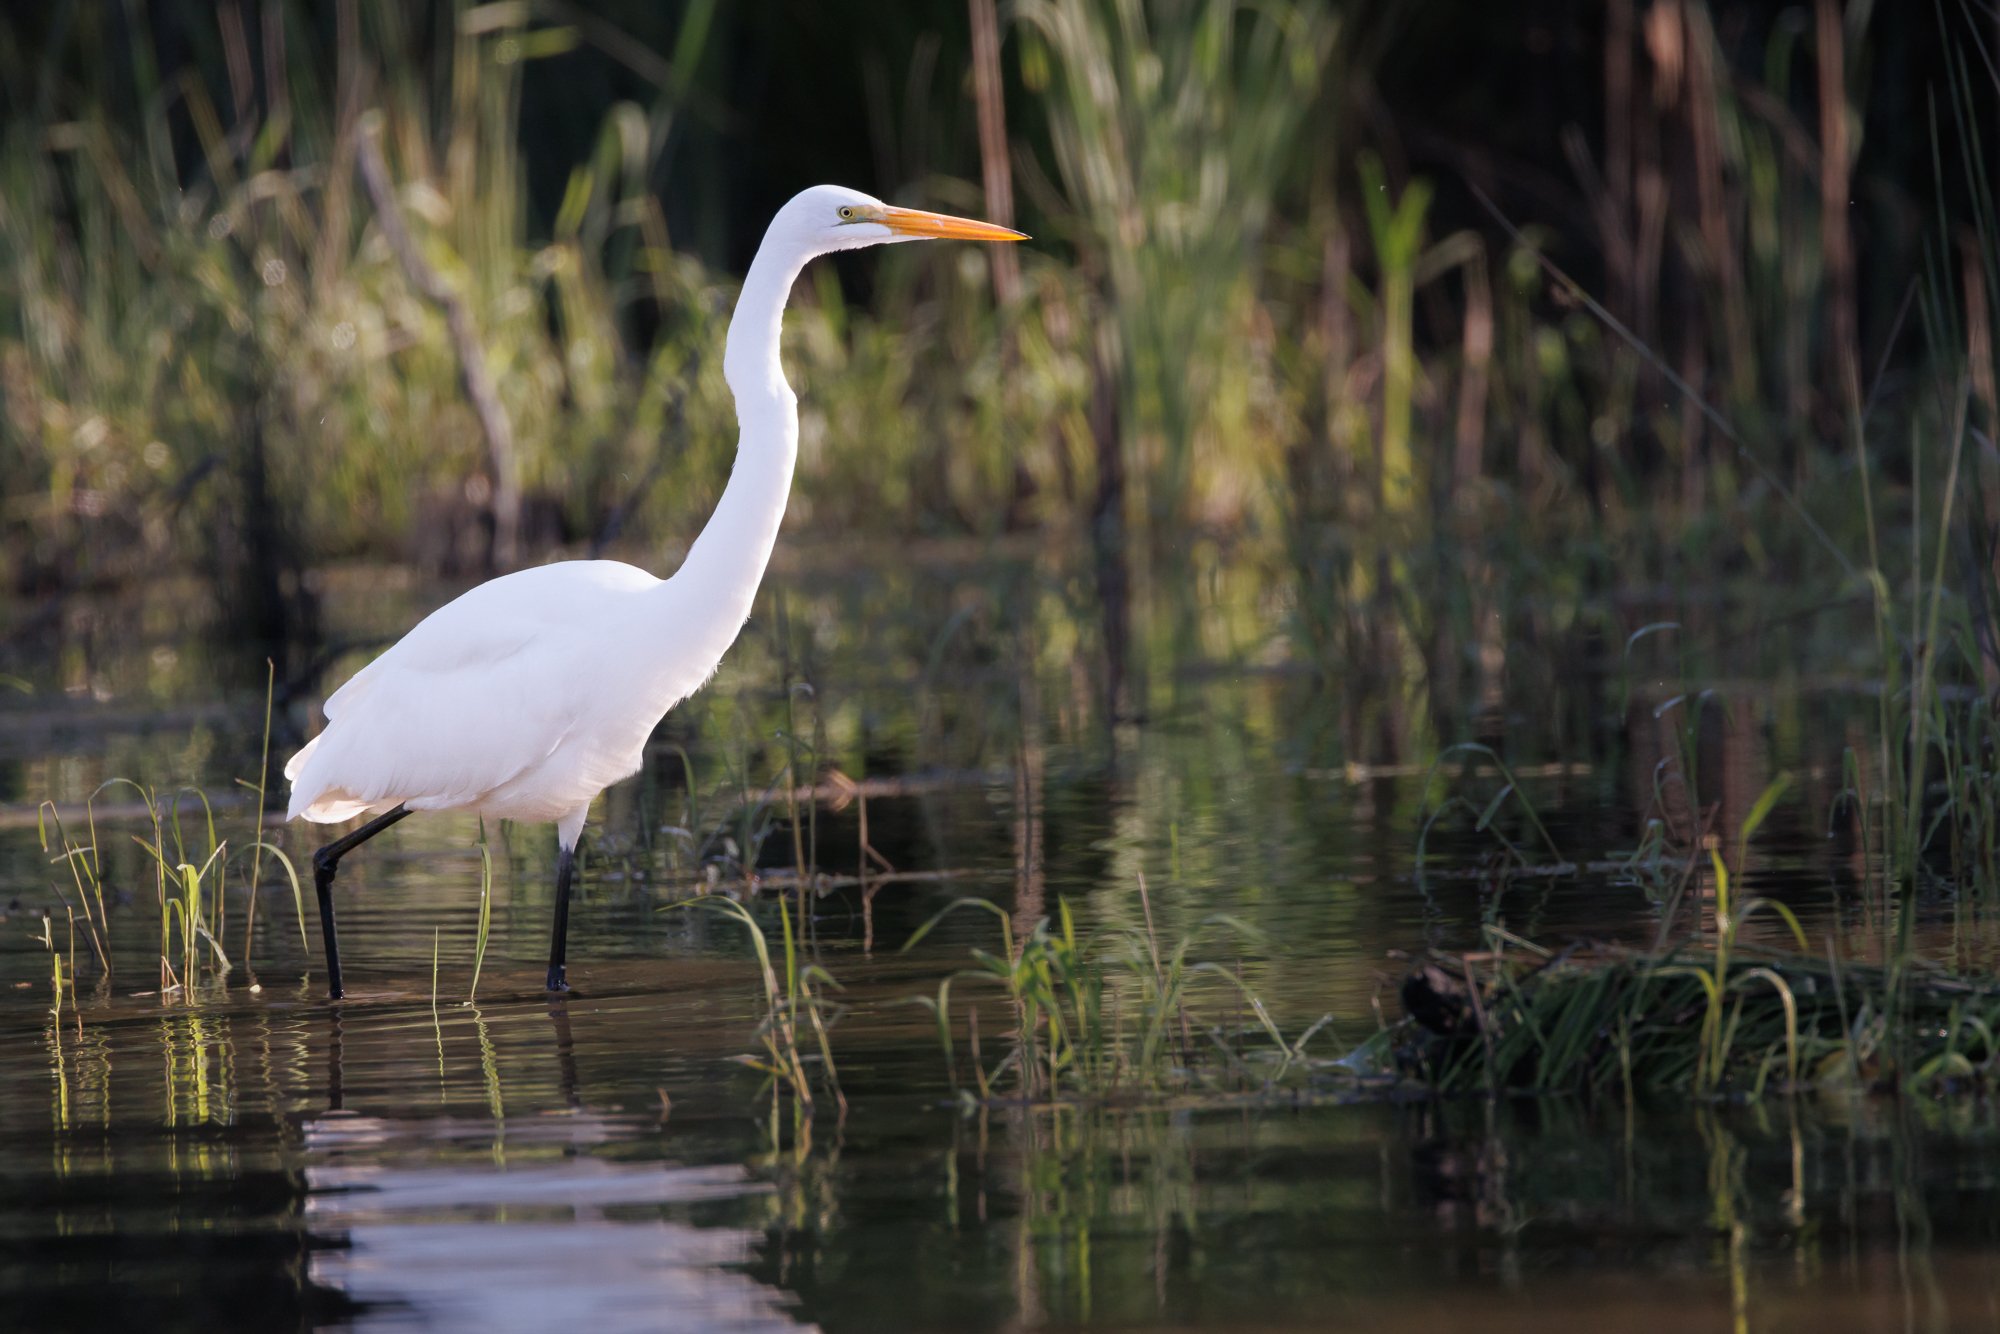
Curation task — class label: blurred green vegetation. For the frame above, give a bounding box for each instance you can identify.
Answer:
[1,0,1995,743]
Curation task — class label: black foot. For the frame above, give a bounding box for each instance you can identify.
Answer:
[546,967,570,993]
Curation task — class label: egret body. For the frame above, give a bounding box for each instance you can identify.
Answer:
[286,185,1025,997]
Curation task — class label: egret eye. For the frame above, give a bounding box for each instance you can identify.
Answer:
[837,206,856,221]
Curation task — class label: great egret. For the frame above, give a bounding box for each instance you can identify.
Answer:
[286,185,1026,998]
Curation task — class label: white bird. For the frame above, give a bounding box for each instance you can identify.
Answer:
[286,185,1025,998]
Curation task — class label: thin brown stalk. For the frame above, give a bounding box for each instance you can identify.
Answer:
[1682,1,1755,405]
[1453,253,1492,490]
[1815,0,1860,397]
[354,113,521,570]
[967,0,1019,304]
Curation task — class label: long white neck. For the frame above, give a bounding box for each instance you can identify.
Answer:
[658,237,807,647]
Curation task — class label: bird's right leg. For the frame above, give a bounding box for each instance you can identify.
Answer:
[311,805,412,1000]
[546,844,577,993]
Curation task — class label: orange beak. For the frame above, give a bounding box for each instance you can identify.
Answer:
[879,206,1028,242]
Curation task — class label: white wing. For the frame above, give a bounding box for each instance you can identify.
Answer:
[286,561,661,822]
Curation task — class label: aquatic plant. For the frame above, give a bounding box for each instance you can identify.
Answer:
[1015,0,1338,540]
[37,780,246,995]
[906,882,1329,1104]
[34,668,310,996]
[670,894,847,1127]
[1395,926,2000,1099]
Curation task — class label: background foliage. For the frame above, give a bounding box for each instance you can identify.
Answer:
[0,0,1993,721]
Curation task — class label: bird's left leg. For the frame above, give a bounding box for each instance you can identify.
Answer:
[546,843,578,993]
[311,804,412,1000]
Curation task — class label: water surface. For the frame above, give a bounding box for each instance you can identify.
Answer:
[3,552,1992,1331]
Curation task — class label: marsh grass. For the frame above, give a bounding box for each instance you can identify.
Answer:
[11,0,1933,698]
[1017,0,1337,540]
[24,700,315,1005]
[34,670,315,999]
[905,885,1331,1106]
[38,907,81,1043]
[1411,12,2000,1036]
[1393,766,1997,1101]
[15,3,2000,1143]
[7,3,1991,862]
[1396,925,2000,1099]
[38,780,241,994]
[667,894,847,1129]
[468,819,495,1003]
[235,661,297,961]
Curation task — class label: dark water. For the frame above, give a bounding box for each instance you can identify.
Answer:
[5,555,1999,1331]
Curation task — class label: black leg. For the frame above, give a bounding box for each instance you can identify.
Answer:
[311,805,412,1000]
[546,845,577,993]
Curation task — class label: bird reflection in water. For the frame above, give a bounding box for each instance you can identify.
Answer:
[305,1000,811,1333]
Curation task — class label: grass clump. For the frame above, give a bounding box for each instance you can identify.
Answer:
[907,880,1331,1106]
[1394,929,2000,1100]
[33,671,309,999]
[1393,749,2000,1102]
[36,777,306,997]
[670,893,847,1135]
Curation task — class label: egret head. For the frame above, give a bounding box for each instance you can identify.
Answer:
[776,184,1028,258]
[726,185,1027,391]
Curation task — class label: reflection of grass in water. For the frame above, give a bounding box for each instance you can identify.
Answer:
[751,1093,1919,1330]
[24,991,1975,1332]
